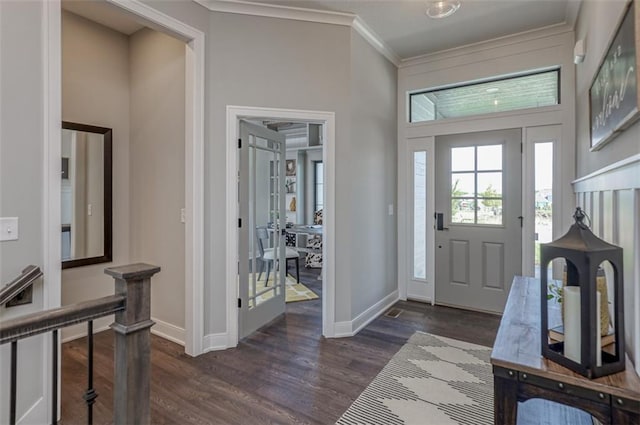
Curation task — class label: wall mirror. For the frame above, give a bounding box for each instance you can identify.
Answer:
[61,121,112,269]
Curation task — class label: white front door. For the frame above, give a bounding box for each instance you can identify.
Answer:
[434,129,522,313]
[238,120,287,338]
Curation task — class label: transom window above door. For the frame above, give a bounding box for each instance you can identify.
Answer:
[409,69,559,123]
[451,144,503,225]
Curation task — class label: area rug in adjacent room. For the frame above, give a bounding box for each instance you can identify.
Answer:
[336,331,493,425]
[251,274,319,303]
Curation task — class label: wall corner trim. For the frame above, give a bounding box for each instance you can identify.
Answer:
[203,332,234,353]
[333,290,400,338]
[352,17,401,66]
[193,0,400,67]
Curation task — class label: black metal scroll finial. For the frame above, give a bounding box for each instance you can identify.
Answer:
[573,207,591,229]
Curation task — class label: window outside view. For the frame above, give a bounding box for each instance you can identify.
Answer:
[413,151,427,280]
[535,142,553,277]
[451,145,503,225]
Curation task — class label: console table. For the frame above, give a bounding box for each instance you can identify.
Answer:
[491,276,640,424]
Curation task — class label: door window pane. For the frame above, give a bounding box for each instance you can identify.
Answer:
[452,173,475,197]
[451,144,503,225]
[314,161,324,211]
[477,145,503,170]
[451,146,475,171]
[477,172,503,197]
[478,200,502,225]
[413,151,427,280]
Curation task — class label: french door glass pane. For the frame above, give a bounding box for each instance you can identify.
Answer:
[413,151,427,280]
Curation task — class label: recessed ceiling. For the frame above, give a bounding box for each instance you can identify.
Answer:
[248,0,579,60]
[62,0,145,35]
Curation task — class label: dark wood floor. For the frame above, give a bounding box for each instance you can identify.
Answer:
[61,267,501,424]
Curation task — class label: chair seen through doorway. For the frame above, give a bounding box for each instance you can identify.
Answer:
[256,226,300,284]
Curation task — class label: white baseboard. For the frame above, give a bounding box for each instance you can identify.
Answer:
[332,321,353,337]
[61,318,111,343]
[332,290,400,338]
[203,332,232,353]
[407,295,432,303]
[151,317,185,346]
[17,396,45,425]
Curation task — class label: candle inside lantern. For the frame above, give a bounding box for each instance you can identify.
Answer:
[563,286,603,365]
[564,286,581,363]
[597,291,602,367]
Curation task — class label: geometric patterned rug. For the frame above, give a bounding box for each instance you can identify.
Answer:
[336,332,493,425]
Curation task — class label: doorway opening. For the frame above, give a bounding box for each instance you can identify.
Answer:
[226,106,336,345]
[55,0,205,356]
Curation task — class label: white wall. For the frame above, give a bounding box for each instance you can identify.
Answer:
[574,0,640,374]
[0,2,49,423]
[60,10,131,340]
[349,29,398,322]
[397,25,576,302]
[130,28,186,337]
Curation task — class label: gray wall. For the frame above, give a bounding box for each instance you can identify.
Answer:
[0,2,47,422]
[575,1,640,177]
[60,10,131,340]
[206,12,354,327]
[130,28,186,330]
[349,30,398,318]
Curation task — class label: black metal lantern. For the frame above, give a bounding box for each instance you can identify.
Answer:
[540,207,624,379]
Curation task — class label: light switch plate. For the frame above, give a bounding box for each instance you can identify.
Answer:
[0,217,19,241]
[388,204,394,216]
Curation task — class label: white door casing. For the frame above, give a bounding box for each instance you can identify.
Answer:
[226,106,336,346]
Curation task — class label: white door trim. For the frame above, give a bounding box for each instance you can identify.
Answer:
[44,1,62,419]
[47,0,206,357]
[226,106,336,346]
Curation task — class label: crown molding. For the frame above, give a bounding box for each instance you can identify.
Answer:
[400,22,574,68]
[193,0,400,67]
[352,17,400,66]
[194,0,355,26]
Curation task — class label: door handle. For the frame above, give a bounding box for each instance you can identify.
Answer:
[518,216,524,228]
[434,212,449,231]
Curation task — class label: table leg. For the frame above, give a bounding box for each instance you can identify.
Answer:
[494,375,518,425]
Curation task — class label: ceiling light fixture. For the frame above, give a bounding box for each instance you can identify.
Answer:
[426,1,461,19]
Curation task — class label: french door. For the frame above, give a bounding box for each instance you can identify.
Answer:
[434,129,522,313]
[238,120,287,338]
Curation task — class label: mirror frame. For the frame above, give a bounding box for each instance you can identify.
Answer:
[61,121,113,269]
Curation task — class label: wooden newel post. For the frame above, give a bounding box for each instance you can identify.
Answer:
[105,263,160,425]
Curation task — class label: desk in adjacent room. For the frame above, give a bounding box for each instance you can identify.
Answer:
[491,276,640,425]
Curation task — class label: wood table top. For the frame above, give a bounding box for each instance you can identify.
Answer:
[490,276,640,401]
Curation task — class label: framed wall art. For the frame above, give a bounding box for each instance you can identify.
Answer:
[590,0,640,151]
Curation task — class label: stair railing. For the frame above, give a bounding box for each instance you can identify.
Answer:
[0,263,160,425]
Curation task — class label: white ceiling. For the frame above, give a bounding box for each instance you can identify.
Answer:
[248,0,579,60]
[62,0,580,61]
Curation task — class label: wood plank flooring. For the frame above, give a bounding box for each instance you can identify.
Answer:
[60,267,501,424]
